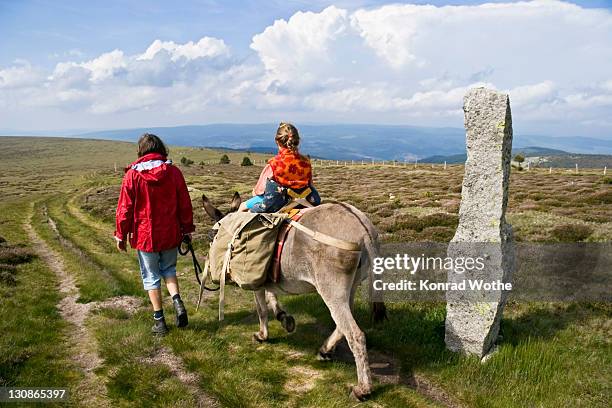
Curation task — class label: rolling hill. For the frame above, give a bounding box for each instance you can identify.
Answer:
[2,124,611,161]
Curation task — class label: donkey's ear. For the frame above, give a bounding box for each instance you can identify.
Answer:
[229,191,242,213]
[202,194,223,222]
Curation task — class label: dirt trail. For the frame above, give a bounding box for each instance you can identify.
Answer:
[44,209,117,284]
[140,347,220,408]
[67,193,113,236]
[25,213,110,407]
[27,205,219,407]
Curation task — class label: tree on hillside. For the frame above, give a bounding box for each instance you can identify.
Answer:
[241,156,253,166]
[219,154,231,164]
[514,153,525,170]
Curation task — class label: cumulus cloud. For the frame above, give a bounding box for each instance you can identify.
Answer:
[508,81,557,107]
[251,6,351,86]
[0,60,45,89]
[138,37,229,62]
[53,50,127,83]
[0,1,611,135]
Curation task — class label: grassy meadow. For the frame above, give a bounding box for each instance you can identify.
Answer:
[0,136,610,408]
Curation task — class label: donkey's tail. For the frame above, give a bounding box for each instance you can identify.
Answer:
[361,227,388,324]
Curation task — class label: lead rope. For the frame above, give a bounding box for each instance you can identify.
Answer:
[179,237,219,313]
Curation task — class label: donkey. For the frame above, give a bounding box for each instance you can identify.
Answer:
[202,193,386,401]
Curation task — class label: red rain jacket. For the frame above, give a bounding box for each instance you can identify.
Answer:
[115,153,195,252]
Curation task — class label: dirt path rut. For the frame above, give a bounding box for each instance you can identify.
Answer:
[26,205,219,407]
[25,214,110,407]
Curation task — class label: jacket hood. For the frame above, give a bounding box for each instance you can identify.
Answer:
[128,153,172,183]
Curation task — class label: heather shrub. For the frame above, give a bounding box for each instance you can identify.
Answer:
[551,224,593,242]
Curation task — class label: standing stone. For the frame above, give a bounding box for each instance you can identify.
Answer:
[445,87,515,358]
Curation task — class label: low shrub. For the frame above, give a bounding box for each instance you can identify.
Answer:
[584,189,612,205]
[180,157,194,166]
[385,215,422,232]
[420,213,459,230]
[0,269,16,286]
[376,207,394,218]
[551,224,593,242]
[385,228,418,243]
[0,246,35,265]
[418,226,455,242]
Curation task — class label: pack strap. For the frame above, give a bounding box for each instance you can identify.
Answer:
[287,187,312,199]
[217,226,242,321]
[218,241,232,321]
[288,220,361,252]
[195,259,210,312]
[280,187,314,213]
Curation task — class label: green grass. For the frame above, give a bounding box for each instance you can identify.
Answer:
[32,198,142,303]
[0,200,81,406]
[1,137,611,407]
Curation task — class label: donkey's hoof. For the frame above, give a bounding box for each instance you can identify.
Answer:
[317,350,333,361]
[349,386,371,402]
[252,332,267,343]
[281,314,295,333]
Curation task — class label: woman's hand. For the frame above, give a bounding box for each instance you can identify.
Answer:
[116,240,127,252]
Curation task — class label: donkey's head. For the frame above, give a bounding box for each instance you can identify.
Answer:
[202,192,242,223]
[202,192,242,241]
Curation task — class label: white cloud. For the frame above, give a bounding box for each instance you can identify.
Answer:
[350,5,423,69]
[508,81,557,107]
[0,61,45,89]
[89,86,159,114]
[138,37,229,62]
[251,6,348,79]
[52,49,126,83]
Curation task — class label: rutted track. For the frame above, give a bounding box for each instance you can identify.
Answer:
[25,208,111,407]
[67,191,114,237]
[28,200,220,407]
[140,347,220,408]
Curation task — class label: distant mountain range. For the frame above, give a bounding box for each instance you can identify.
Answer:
[422,147,571,164]
[3,124,611,161]
[422,146,611,169]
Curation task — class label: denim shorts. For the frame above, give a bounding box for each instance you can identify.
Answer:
[137,247,178,290]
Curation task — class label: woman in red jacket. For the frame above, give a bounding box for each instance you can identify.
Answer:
[115,133,195,335]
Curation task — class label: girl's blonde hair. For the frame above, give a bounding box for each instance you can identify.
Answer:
[275,122,300,151]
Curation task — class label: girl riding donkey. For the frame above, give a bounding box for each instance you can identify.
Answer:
[240,122,321,213]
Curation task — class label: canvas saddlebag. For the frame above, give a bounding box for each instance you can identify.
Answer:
[209,212,287,290]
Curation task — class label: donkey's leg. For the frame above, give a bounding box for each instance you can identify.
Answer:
[317,328,344,361]
[266,291,295,333]
[318,283,358,360]
[253,289,269,342]
[318,287,372,400]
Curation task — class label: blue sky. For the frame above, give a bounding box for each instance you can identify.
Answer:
[1,0,611,137]
[2,0,609,67]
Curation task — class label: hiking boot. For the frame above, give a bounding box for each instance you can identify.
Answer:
[151,317,168,336]
[173,297,188,328]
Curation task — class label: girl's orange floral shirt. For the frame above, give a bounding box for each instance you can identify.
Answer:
[253,148,312,195]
